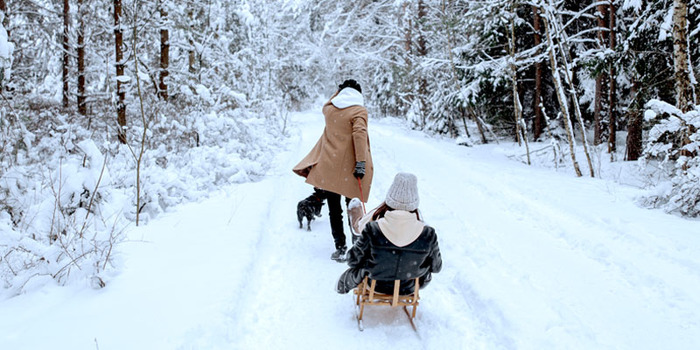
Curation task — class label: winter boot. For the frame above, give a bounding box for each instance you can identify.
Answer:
[347,198,364,237]
[336,267,364,294]
[330,246,347,262]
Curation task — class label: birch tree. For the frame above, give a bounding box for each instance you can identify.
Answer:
[542,8,582,177]
[673,0,696,113]
[672,0,697,163]
[509,0,530,164]
[540,0,594,177]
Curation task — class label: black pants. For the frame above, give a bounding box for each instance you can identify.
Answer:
[319,189,351,250]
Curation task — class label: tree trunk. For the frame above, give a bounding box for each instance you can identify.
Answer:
[532,6,544,141]
[625,80,643,161]
[510,1,530,164]
[188,8,196,75]
[62,0,70,108]
[114,0,126,144]
[0,0,7,88]
[673,0,695,113]
[547,2,595,177]
[1,0,8,39]
[468,105,488,144]
[672,0,696,161]
[0,0,7,25]
[607,1,617,155]
[441,0,459,138]
[542,9,582,177]
[158,0,169,100]
[403,2,412,57]
[401,1,412,113]
[593,4,608,146]
[416,0,428,128]
[77,0,86,115]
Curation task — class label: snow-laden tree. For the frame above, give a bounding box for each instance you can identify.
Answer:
[643,100,699,216]
[638,0,700,217]
[0,0,287,294]
[0,9,12,87]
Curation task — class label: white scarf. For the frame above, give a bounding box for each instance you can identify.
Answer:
[377,210,425,248]
[331,88,364,109]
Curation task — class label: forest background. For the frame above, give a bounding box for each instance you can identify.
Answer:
[0,0,698,295]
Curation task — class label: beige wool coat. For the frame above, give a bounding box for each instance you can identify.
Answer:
[293,92,374,201]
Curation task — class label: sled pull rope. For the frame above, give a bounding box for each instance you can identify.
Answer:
[357,178,366,214]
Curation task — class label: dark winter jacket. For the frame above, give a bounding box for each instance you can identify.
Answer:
[347,221,442,295]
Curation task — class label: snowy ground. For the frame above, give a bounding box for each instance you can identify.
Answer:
[2,109,700,350]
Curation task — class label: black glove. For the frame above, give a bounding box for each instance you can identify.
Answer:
[353,161,366,179]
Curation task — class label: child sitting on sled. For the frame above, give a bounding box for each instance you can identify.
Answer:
[336,172,442,295]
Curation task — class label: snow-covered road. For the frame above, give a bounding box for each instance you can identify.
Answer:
[2,110,699,349]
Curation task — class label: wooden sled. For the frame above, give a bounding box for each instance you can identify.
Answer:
[354,276,420,331]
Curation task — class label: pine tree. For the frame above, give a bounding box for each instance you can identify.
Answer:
[77,0,86,115]
[62,0,70,108]
[114,0,126,144]
[158,0,169,100]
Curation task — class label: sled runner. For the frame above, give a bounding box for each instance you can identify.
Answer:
[353,276,420,331]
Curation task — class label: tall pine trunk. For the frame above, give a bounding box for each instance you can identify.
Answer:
[532,6,544,141]
[159,0,169,100]
[625,79,643,161]
[441,0,458,138]
[403,2,412,61]
[114,0,126,144]
[0,0,7,33]
[593,4,608,146]
[607,2,617,156]
[401,1,413,115]
[188,8,195,75]
[77,0,86,115]
[416,0,428,128]
[62,0,69,108]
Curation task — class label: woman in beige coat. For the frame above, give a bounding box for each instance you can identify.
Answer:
[293,79,374,261]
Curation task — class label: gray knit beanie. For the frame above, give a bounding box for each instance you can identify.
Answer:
[385,172,420,212]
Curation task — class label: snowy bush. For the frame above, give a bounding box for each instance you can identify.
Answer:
[0,89,286,296]
[0,128,122,293]
[640,99,700,217]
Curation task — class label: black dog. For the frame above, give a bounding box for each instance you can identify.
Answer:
[297,189,325,231]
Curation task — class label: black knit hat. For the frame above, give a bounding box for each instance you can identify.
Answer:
[338,79,362,94]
